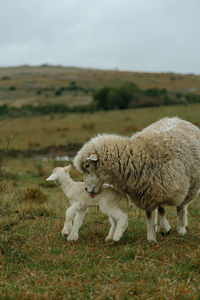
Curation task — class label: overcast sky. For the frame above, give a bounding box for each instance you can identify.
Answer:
[0,0,200,74]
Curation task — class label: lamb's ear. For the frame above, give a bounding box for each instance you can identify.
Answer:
[87,154,98,162]
[64,165,72,173]
[46,174,57,181]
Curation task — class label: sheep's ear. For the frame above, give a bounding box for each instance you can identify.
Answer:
[64,165,72,173]
[46,173,57,181]
[87,154,98,162]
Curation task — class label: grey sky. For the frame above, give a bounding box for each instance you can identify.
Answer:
[0,0,200,74]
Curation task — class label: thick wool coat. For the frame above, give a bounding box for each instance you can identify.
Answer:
[74,118,200,211]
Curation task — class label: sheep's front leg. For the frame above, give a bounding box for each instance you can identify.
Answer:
[146,211,157,242]
[67,208,88,241]
[105,217,117,242]
[61,204,80,237]
[155,206,171,236]
[176,204,188,235]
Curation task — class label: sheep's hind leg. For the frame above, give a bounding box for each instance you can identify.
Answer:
[105,217,117,242]
[176,204,188,235]
[155,206,171,236]
[146,211,157,242]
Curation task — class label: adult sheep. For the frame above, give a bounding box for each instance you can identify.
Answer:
[74,117,200,242]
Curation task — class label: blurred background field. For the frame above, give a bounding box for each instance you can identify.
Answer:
[0,66,200,299]
[1,66,200,108]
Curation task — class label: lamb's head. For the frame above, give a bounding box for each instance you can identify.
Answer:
[46,165,72,183]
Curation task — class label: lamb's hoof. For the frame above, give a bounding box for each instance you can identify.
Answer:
[113,239,120,243]
[112,241,119,246]
[160,229,171,236]
[105,237,113,242]
[148,238,157,243]
[113,235,121,242]
[61,231,68,237]
[67,235,79,241]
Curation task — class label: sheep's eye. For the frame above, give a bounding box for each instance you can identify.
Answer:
[83,163,90,173]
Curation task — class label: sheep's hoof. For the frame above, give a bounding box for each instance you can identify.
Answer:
[160,229,171,236]
[177,227,186,235]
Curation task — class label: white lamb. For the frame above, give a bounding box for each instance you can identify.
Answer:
[46,165,128,242]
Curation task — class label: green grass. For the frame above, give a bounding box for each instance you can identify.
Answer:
[1,105,200,299]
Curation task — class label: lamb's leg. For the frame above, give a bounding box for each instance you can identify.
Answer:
[146,211,157,242]
[155,206,171,236]
[67,209,88,241]
[112,211,128,242]
[105,217,117,242]
[99,199,128,242]
[61,204,80,237]
[176,204,188,235]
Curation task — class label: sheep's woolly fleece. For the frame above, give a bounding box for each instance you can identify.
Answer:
[74,117,200,211]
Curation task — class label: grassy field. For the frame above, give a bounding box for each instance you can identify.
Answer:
[1,105,200,299]
[1,104,200,152]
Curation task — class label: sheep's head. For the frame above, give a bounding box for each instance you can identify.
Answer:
[81,154,103,194]
[46,165,72,182]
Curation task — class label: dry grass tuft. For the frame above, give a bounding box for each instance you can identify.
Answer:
[21,187,48,204]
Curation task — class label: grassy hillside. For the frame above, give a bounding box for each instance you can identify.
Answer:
[0,65,200,108]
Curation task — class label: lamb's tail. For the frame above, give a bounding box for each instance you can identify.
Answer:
[123,193,133,211]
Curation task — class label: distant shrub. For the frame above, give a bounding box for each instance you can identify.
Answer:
[55,89,63,96]
[1,76,11,80]
[0,104,10,116]
[68,81,78,90]
[94,82,139,110]
[144,88,166,97]
[185,94,200,103]
[9,86,16,91]
[94,87,110,110]
[176,93,182,99]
